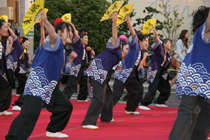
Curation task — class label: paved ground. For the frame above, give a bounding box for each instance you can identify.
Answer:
[12,79,181,107]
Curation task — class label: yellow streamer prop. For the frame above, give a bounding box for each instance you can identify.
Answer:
[116,4,133,26]
[100,1,124,22]
[22,0,48,36]
[142,18,157,34]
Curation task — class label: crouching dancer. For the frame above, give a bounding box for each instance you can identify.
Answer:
[81,13,129,129]
[6,11,74,139]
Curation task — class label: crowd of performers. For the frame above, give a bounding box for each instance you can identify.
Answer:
[0,5,209,140]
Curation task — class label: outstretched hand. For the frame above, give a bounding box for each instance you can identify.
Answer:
[111,13,118,21]
[40,11,47,23]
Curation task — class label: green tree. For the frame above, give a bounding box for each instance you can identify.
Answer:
[34,0,113,55]
[133,1,184,51]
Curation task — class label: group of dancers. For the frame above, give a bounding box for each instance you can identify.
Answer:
[0,5,209,140]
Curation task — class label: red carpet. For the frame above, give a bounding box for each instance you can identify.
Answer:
[0,95,179,140]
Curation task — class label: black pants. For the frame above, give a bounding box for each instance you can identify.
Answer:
[15,73,27,95]
[141,69,170,106]
[63,69,88,100]
[0,75,12,112]
[82,78,110,125]
[101,77,143,121]
[169,95,210,140]
[5,84,73,140]
[112,77,143,110]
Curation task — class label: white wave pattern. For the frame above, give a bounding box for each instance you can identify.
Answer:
[70,62,81,77]
[19,67,27,74]
[84,58,107,84]
[24,67,57,104]
[6,58,14,70]
[176,63,210,99]
[114,60,133,83]
[147,66,157,83]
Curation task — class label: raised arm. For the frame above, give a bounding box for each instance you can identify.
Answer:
[6,36,13,55]
[8,26,16,38]
[205,10,210,42]
[153,29,159,42]
[69,22,78,39]
[40,20,45,47]
[126,16,135,41]
[40,11,57,46]
[112,13,118,47]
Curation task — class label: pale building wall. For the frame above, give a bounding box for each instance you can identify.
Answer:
[107,0,210,45]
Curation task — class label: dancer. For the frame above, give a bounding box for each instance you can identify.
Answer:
[139,29,173,110]
[107,26,149,119]
[63,29,94,101]
[78,33,95,101]
[81,13,129,129]
[169,6,210,140]
[170,29,189,87]
[12,37,32,111]
[0,20,23,116]
[6,11,74,139]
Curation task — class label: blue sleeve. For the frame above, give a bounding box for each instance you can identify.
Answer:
[43,34,61,51]
[150,39,161,50]
[73,37,83,50]
[106,37,120,50]
[127,34,137,47]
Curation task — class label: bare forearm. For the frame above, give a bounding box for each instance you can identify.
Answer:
[127,20,135,40]
[43,20,57,41]
[138,58,146,71]
[6,43,13,55]
[112,19,117,47]
[40,23,45,46]
[8,28,15,37]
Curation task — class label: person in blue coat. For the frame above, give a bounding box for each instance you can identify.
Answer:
[169,6,210,140]
[6,11,74,139]
[81,13,129,129]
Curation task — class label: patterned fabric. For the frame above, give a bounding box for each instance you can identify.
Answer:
[176,19,210,99]
[114,60,133,83]
[0,39,23,82]
[84,58,107,84]
[84,37,121,84]
[6,39,24,72]
[24,67,57,104]
[114,34,140,83]
[147,40,172,83]
[147,66,157,83]
[176,63,210,99]
[63,56,71,74]
[69,37,84,77]
[23,34,64,104]
[70,62,81,77]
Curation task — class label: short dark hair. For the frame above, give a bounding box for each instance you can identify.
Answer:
[137,32,148,41]
[80,27,88,33]
[79,33,88,39]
